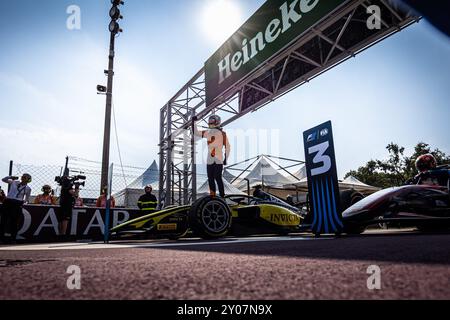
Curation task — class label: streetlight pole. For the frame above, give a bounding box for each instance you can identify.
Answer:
[100,0,124,193]
[100,32,116,192]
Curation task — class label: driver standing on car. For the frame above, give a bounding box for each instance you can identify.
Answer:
[409,154,450,187]
[193,114,231,198]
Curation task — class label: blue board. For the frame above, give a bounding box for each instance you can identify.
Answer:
[303,121,343,235]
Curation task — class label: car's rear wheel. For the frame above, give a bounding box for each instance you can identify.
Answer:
[189,196,232,239]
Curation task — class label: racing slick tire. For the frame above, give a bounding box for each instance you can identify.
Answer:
[340,190,364,212]
[189,196,232,240]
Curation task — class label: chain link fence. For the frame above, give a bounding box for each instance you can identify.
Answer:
[2,155,304,208]
[2,156,213,208]
[3,157,161,208]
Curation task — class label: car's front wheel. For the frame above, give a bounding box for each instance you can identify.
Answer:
[189,196,232,239]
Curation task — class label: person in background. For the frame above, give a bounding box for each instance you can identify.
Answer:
[0,187,5,204]
[74,188,84,207]
[193,114,231,198]
[253,185,269,200]
[34,185,57,205]
[409,154,450,187]
[137,185,158,212]
[0,174,32,244]
[96,186,116,208]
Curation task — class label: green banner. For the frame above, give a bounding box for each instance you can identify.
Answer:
[204,0,347,107]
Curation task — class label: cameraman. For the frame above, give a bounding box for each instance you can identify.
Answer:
[58,178,77,239]
[0,174,32,244]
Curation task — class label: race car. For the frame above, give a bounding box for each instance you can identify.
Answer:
[342,168,450,234]
[110,192,305,240]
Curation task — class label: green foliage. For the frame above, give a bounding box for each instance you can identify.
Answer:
[345,142,450,189]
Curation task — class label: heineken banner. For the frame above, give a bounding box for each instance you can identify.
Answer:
[205,0,347,107]
[0,204,142,243]
[303,121,343,235]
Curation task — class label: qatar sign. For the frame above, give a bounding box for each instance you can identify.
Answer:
[2,205,142,243]
[204,0,347,107]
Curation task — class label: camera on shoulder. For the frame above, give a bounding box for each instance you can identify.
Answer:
[55,175,86,190]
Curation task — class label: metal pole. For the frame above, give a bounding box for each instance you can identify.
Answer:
[190,116,197,204]
[104,163,113,244]
[165,105,173,206]
[158,106,166,207]
[64,156,69,176]
[100,32,116,193]
[191,116,197,203]
[171,163,175,205]
[178,170,182,205]
[7,160,13,193]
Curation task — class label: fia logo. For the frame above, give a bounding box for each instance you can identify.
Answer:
[307,132,317,143]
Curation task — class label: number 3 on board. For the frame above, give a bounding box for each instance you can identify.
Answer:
[308,141,331,177]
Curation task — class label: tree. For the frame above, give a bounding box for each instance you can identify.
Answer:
[345,142,450,189]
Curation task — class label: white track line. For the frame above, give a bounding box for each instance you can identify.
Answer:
[0,236,332,251]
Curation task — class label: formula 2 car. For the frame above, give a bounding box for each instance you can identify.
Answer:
[342,168,450,234]
[110,193,305,240]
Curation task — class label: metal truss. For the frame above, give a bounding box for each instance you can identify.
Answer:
[159,0,419,207]
[226,154,305,185]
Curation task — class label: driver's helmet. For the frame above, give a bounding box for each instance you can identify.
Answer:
[415,154,437,173]
[208,115,221,129]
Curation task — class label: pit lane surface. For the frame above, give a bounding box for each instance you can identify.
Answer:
[0,230,449,300]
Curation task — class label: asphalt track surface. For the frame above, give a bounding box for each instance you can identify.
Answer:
[0,230,449,300]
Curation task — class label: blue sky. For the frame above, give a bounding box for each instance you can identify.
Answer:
[0,0,449,189]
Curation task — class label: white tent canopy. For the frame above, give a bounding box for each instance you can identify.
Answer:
[340,176,381,192]
[198,179,246,196]
[115,161,159,208]
[285,175,380,193]
[127,160,159,189]
[292,165,307,181]
[223,169,238,183]
[237,157,297,189]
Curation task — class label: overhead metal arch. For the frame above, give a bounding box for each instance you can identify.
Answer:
[159,0,419,207]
